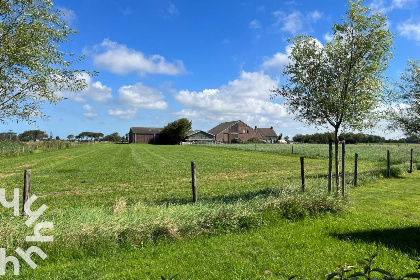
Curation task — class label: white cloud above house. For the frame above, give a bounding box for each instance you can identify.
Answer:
[107,108,137,120]
[174,71,290,125]
[117,82,168,110]
[90,39,186,76]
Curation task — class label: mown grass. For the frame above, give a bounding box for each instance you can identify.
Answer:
[0,143,419,279]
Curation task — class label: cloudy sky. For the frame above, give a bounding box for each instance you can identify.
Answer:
[4,0,420,139]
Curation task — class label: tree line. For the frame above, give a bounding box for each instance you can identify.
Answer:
[0,130,127,143]
[292,132,420,144]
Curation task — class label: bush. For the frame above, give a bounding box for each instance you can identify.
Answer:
[246,137,261,144]
[381,166,407,178]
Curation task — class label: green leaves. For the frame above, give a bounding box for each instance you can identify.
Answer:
[160,118,192,145]
[0,0,95,124]
[272,0,393,136]
[389,58,420,138]
[325,253,420,280]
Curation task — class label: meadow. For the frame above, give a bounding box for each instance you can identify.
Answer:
[0,143,419,279]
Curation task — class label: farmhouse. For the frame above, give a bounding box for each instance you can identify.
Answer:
[129,127,163,143]
[255,126,278,143]
[185,130,215,144]
[208,120,262,143]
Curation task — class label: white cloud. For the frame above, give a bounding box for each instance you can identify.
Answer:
[107,108,137,119]
[56,73,112,103]
[249,19,262,30]
[83,112,98,118]
[273,10,322,35]
[118,82,168,110]
[274,11,303,34]
[323,32,333,42]
[261,45,293,74]
[57,7,77,26]
[398,19,420,42]
[370,0,418,12]
[174,71,289,125]
[161,1,179,18]
[309,10,322,21]
[91,39,186,76]
[82,104,94,111]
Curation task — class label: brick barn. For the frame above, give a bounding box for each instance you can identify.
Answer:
[129,127,163,143]
[208,120,262,143]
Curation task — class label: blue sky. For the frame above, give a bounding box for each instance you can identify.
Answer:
[3,0,420,139]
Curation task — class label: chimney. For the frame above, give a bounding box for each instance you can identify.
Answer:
[270,126,273,129]
[255,126,257,130]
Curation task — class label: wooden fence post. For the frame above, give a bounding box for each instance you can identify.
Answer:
[328,140,332,193]
[300,157,305,192]
[354,153,358,186]
[292,145,294,154]
[22,169,31,216]
[191,162,197,203]
[387,150,390,178]
[410,148,413,173]
[341,141,346,196]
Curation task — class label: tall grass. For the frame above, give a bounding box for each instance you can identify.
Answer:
[0,140,88,157]
[0,144,346,257]
[0,143,419,278]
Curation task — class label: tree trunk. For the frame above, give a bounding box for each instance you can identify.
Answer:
[334,128,340,192]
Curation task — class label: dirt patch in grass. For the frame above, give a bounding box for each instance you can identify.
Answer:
[17,163,36,169]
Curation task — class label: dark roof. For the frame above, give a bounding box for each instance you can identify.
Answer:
[256,127,277,138]
[208,121,239,135]
[187,130,215,137]
[130,127,163,134]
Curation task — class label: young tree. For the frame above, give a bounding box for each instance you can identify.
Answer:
[271,0,394,192]
[0,0,95,124]
[160,118,192,145]
[390,59,420,137]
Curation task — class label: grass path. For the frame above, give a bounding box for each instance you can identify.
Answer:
[12,171,419,280]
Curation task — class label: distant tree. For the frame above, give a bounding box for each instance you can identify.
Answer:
[390,59,420,137]
[292,132,386,144]
[76,132,103,141]
[160,118,192,144]
[271,0,393,191]
[0,131,17,141]
[18,130,47,141]
[101,132,122,142]
[0,0,94,124]
[67,134,75,141]
[284,136,290,142]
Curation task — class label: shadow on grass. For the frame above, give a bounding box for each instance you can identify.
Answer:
[154,187,283,206]
[332,226,420,254]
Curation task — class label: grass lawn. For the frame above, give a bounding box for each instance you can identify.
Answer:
[0,143,419,279]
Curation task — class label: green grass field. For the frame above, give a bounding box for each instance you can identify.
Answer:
[0,143,419,279]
